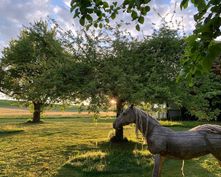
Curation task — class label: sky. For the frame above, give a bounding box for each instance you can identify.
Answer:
[0,0,196,99]
[0,0,197,52]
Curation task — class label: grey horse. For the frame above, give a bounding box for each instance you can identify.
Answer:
[113,105,221,177]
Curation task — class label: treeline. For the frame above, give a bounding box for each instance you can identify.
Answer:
[0,20,220,123]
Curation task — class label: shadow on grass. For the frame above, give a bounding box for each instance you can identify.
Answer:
[55,141,221,177]
[0,129,24,136]
[55,141,153,177]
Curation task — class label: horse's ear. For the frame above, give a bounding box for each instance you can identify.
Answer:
[130,104,134,109]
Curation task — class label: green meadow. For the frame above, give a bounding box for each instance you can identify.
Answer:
[0,116,220,177]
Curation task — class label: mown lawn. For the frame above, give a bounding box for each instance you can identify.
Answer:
[0,117,220,177]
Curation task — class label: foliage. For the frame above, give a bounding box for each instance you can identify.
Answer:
[59,22,221,120]
[70,0,221,77]
[0,20,68,122]
[78,25,184,107]
[70,0,151,31]
[179,73,221,120]
[96,26,142,105]
[180,0,221,77]
[134,27,184,104]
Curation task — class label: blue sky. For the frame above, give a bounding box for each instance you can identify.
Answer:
[0,0,196,99]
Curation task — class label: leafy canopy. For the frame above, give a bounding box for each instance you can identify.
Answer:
[70,0,221,77]
[0,20,67,105]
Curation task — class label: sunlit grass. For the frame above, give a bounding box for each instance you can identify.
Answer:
[0,117,220,177]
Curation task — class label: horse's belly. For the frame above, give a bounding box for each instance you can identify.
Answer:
[206,134,221,152]
[166,137,210,159]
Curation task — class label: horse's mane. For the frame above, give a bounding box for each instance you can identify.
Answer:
[190,124,221,134]
[134,107,160,137]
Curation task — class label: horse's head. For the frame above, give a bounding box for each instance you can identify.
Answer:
[113,105,136,129]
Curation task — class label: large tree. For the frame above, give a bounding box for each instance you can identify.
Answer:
[63,24,184,141]
[70,0,221,78]
[177,72,221,121]
[96,28,143,141]
[134,27,184,104]
[0,20,68,123]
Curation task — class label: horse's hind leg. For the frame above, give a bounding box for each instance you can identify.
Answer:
[152,154,165,177]
[181,160,185,176]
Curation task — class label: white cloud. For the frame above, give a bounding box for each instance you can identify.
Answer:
[53,6,62,14]
[0,0,51,48]
[0,0,80,54]
[64,0,71,8]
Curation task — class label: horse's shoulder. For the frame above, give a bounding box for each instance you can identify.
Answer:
[190,124,221,134]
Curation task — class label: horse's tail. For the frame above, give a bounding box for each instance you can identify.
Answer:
[190,124,221,134]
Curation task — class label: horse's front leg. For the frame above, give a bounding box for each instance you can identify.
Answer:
[152,154,165,177]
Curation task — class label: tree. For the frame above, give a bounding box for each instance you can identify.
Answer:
[70,0,221,77]
[180,0,221,78]
[105,26,185,140]
[134,27,184,104]
[58,24,147,141]
[96,27,143,142]
[0,20,67,123]
[64,24,184,141]
[176,72,221,121]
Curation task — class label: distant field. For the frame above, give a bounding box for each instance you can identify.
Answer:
[0,99,87,111]
[0,99,115,117]
[0,107,115,118]
[0,99,24,108]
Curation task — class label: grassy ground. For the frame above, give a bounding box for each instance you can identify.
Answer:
[0,116,220,177]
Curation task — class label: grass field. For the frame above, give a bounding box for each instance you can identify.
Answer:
[0,114,221,177]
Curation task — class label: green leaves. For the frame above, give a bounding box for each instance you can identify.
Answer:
[86,15,93,22]
[70,0,151,30]
[204,42,221,70]
[138,16,144,24]
[131,10,138,20]
[111,12,116,19]
[180,0,221,80]
[136,24,140,31]
[70,0,221,83]
[141,6,150,15]
[180,0,189,9]
[103,1,109,8]
[80,16,85,26]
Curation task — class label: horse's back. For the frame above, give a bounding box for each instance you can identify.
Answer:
[190,124,221,154]
[190,124,221,134]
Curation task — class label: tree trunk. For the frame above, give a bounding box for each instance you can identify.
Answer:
[114,99,124,141]
[32,102,42,123]
[166,103,170,120]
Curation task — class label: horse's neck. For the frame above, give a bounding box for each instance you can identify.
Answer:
[136,111,160,137]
